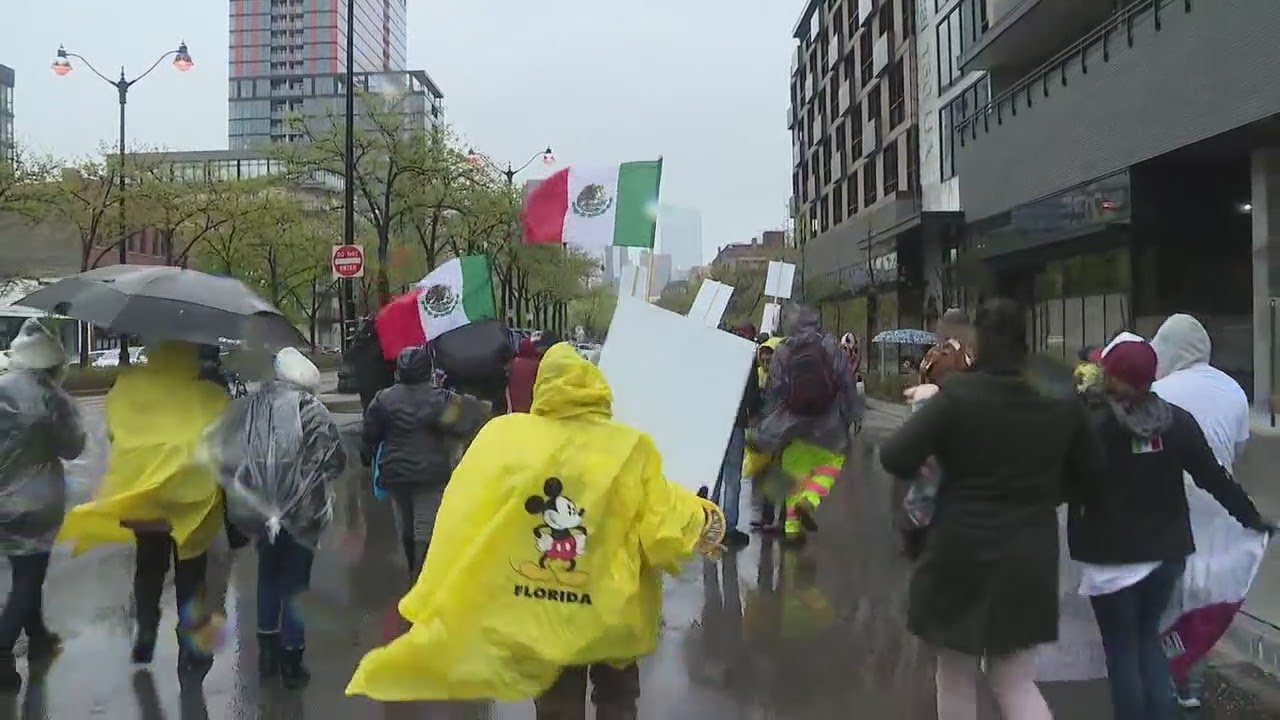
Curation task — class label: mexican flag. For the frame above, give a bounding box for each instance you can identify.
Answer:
[521,160,663,251]
[374,255,495,359]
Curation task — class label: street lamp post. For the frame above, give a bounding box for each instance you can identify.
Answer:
[340,0,357,352]
[466,147,555,328]
[53,42,193,366]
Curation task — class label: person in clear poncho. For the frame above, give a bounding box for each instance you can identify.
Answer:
[58,340,228,676]
[0,319,85,692]
[204,348,347,691]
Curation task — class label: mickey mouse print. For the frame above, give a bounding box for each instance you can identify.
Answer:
[514,478,594,605]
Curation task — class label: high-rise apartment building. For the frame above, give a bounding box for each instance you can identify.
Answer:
[0,64,14,164]
[228,0,441,149]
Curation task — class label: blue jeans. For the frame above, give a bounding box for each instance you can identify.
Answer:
[257,533,315,650]
[1089,557,1186,720]
[717,427,746,530]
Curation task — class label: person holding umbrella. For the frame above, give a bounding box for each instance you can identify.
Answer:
[0,320,85,692]
[58,341,230,676]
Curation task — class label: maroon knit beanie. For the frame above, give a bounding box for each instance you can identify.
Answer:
[1100,340,1157,391]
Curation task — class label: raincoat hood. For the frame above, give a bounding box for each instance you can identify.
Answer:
[780,304,820,337]
[275,347,321,392]
[8,319,65,371]
[1152,313,1211,381]
[530,343,611,421]
[396,346,433,384]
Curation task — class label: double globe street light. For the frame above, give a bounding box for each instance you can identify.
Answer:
[53,42,193,366]
[467,146,556,187]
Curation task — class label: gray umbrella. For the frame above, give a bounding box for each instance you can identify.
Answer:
[16,265,304,349]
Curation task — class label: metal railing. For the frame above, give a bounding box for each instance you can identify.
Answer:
[955,0,1189,146]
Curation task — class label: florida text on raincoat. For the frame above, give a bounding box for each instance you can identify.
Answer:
[346,344,716,702]
[59,343,229,559]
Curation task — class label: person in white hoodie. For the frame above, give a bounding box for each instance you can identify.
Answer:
[1150,313,1250,709]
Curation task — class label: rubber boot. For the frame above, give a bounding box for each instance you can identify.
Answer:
[132,624,158,664]
[279,648,311,690]
[177,630,214,683]
[0,653,19,693]
[257,632,280,679]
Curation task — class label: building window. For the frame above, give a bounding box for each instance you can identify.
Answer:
[878,4,893,36]
[850,103,863,157]
[860,30,874,84]
[906,126,919,192]
[960,0,989,49]
[883,138,899,196]
[847,176,859,216]
[939,77,990,182]
[868,84,882,132]
[863,156,878,207]
[833,184,845,224]
[901,0,915,39]
[888,59,905,127]
[939,106,954,181]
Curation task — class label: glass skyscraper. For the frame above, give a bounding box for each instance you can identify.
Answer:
[228,0,437,149]
[0,64,14,164]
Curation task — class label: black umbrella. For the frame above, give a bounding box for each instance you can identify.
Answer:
[16,265,304,349]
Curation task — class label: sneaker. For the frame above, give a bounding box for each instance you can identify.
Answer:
[725,530,751,549]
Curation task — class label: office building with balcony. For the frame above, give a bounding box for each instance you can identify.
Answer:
[0,64,14,164]
[952,0,1280,406]
[791,0,963,353]
[229,0,442,148]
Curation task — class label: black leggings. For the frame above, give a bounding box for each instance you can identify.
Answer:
[133,532,208,632]
[0,553,52,653]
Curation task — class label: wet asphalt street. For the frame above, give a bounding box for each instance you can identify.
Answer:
[0,398,1137,719]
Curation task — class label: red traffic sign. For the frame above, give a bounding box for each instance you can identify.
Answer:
[332,244,365,279]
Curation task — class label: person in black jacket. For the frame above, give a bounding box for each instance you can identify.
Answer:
[361,347,490,576]
[1071,337,1271,720]
[880,299,1103,720]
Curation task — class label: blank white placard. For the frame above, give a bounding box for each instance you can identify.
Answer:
[599,297,756,494]
[760,302,781,335]
[686,280,734,328]
[618,265,651,301]
[764,261,796,300]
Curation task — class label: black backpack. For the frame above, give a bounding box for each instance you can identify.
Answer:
[783,336,837,416]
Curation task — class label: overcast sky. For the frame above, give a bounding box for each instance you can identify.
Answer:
[6,0,798,261]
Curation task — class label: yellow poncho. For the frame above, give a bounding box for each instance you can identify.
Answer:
[347,343,717,702]
[58,342,228,560]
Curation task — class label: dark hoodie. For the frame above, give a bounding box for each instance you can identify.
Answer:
[360,347,491,489]
[1068,392,1267,564]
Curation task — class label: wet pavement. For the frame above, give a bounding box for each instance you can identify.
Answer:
[0,399,1154,718]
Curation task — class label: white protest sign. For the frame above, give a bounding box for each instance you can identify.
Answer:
[687,279,734,328]
[598,297,756,495]
[760,302,782,335]
[764,261,796,299]
[619,265,651,301]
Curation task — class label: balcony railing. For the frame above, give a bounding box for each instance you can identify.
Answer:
[956,0,1182,146]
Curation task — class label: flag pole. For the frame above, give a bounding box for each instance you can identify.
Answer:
[647,156,663,303]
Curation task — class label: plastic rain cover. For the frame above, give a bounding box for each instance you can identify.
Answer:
[204,381,346,547]
[0,370,86,555]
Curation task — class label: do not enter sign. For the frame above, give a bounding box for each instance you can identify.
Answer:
[332,244,365,279]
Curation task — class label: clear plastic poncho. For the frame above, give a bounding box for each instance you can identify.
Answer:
[0,367,86,556]
[203,380,347,547]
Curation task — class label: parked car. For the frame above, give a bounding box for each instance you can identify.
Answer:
[91,348,148,369]
[0,350,9,374]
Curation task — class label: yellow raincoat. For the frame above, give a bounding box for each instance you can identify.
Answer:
[58,342,228,560]
[347,343,722,702]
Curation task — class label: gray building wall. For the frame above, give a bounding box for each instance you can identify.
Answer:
[955,0,1280,222]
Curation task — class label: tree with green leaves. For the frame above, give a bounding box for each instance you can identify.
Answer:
[277,93,432,305]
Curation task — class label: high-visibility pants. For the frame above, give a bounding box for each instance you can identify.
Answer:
[778,441,843,538]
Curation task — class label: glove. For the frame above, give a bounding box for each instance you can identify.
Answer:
[695,498,727,560]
